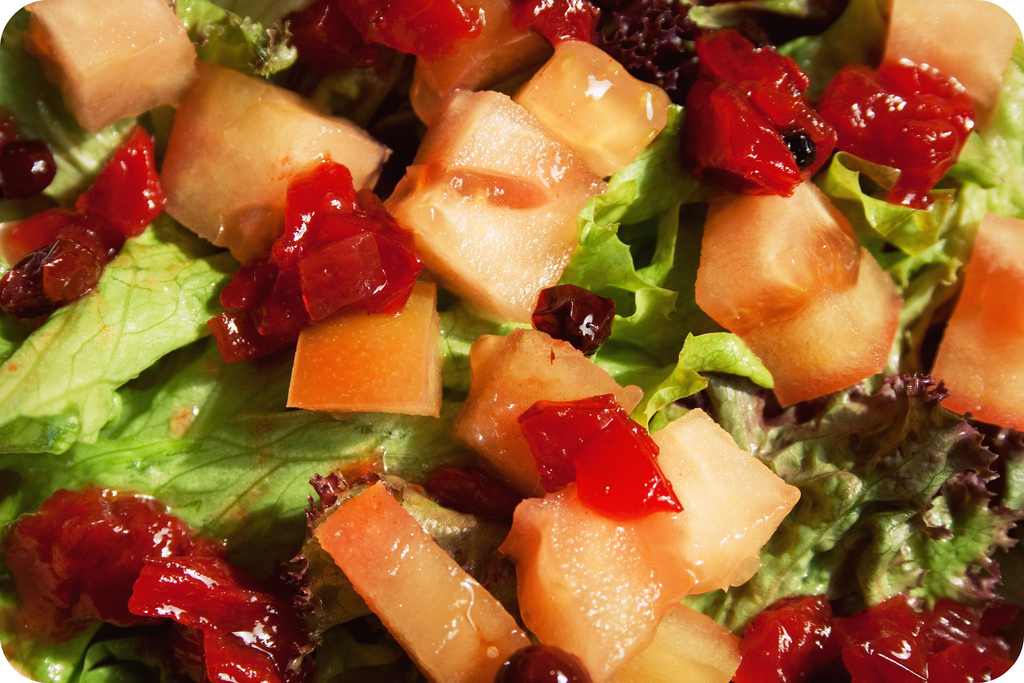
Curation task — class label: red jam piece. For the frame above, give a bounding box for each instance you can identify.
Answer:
[128,556,311,683]
[2,487,210,641]
[75,127,166,237]
[818,59,976,208]
[509,0,599,45]
[424,464,524,523]
[337,0,481,61]
[284,0,383,73]
[734,595,842,683]
[532,284,615,356]
[518,394,682,520]
[682,28,836,195]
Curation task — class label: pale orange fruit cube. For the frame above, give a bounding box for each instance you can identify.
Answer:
[316,482,529,683]
[288,282,442,417]
[26,0,197,132]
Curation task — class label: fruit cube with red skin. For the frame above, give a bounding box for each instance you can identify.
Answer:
[287,281,442,416]
[885,0,1020,125]
[315,481,530,683]
[931,212,1024,430]
[451,329,642,495]
[161,62,390,262]
[25,0,197,133]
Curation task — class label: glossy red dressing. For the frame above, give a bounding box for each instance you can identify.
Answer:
[336,0,482,61]
[2,487,213,641]
[209,160,422,362]
[818,59,976,208]
[129,556,311,683]
[682,28,835,195]
[518,394,681,520]
[509,0,599,45]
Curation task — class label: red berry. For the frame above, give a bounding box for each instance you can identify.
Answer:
[75,126,166,237]
[219,253,277,310]
[532,284,615,356]
[336,0,481,61]
[0,139,57,199]
[208,310,290,363]
[518,394,682,520]
[509,0,600,45]
[1,208,78,265]
[495,644,593,683]
[425,464,524,523]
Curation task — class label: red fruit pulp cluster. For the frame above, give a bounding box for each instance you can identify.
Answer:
[509,0,600,45]
[682,28,836,196]
[518,394,682,520]
[3,487,311,683]
[0,108,57,200]
[208,160,422,363]
[818,59,976,208]
[532,284,615,356]
[0,126,165,318]
[733,594,1016,683]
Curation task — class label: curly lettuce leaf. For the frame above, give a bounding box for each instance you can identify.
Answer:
[0,220,234,454]
[686,375,1019,632]
[175,0,297,78]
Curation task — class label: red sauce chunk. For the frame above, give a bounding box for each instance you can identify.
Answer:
[2,487,216,641]
[129,556,312,683]
[518,394,681,520]
[682,28,836,196]
[818,59,976,208]
[335,0,481,61]
[509,0,600,45]
[208,160,422,363]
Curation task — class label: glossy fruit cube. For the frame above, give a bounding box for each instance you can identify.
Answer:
[25,0,197,132]
[451,329,642,495]
[514,40,671,177]
[288,281,441,416]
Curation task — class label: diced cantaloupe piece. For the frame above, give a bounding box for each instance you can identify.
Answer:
[161,61,390,262]
[316,482,530,683]
[451,329,643,495]
[932,213,1024,430]
[410,0,551,126]
[25,0,197,133]
[514,40,671,177]
[386,90,606,322]
[643,409,800,593]
[287,281,442,417]
[500,486,692,683]
[611,603,742,683]
[885,0,1021,125]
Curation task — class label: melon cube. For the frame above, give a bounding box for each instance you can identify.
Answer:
[611,603,741,683]
[316,482,529,683]
[161,61,390,261]
[451,329,643,495]
[500,486,692,683]
[885,0,1020,125]
[410,0,551,126]
[386,90,606,322]
[932,213,1024,430]
[514,40,671,177]
[645,408,800,593]
[25,0,197,133]
[287,282,442,417]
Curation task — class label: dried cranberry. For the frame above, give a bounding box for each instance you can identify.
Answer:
[219,254,277,310]
[299,233,386,321]
[425,464,524,523]
[0,139,57,199]
[518,394,681,520]
[532,284,615,356]
[0,238,102,317]
[128,556,312,683]
[495,644,592,683]
[337,0,481,61]
[682,28,836,195]
[2,487,208,641]
[253,268,309,340]
[75,126,166,237]
[510,0,600,45]
[734,595,842,683]
[208,310,291,363]
[285,0,383,73]
[818,59,975,208]
[1,208,78,266]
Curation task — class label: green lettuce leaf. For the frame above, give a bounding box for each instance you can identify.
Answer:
[0,220,234,454]
[686,375,1019,632]
[175,0,297,78]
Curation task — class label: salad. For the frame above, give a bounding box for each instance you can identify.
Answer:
[1,0,1024,681]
